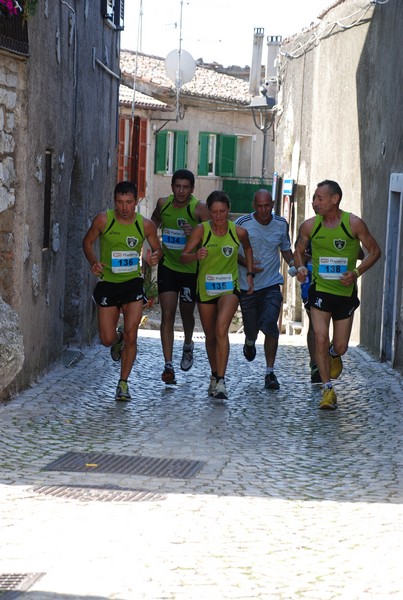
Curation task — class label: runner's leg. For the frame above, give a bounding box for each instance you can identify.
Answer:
[97,305,121,346]
[120,299,143,381]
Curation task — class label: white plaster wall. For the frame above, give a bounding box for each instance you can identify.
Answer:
[275,0,403,362]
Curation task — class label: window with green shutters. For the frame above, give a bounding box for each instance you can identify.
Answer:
[154,130,168,174]
[173,131,188,171]
[216,134,237,177]
[154,130,188,174]
[198,132,210,176]
[198,132,237,177]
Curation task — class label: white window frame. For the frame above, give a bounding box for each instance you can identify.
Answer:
[208,134,217,175]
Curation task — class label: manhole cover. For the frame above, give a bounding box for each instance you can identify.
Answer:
[43,451,205,479]
[0,573,44,598]
[31,484,165,503]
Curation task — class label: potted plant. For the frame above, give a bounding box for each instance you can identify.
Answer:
[143,264,158,309]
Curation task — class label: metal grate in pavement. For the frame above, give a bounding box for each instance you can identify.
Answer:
[31,484,166,503]
[0,573,44,599]
[43,451,205,479]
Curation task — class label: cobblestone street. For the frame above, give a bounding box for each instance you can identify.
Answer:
[0,328,402,599]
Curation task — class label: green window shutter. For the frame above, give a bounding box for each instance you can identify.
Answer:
[198,132,210,176]
[154,130,168,174]
[174,131,188,170]
[217,134,237,177]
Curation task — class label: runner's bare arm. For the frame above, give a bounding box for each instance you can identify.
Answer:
[294,218,315,282]
[349,214,381,277]
[150,197,166,229]
[237,226,254,294]
[143,218,163,266]
[82,212,107,276]
[180,224,205,264]
[195,200,211,223]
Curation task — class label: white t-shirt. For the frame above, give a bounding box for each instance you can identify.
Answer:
[235,212,291,291]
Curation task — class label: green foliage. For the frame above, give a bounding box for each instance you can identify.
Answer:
[143,265,158,299]
[23,0,38,19]
[0,0,38,19]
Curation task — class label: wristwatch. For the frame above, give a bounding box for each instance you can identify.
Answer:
[246,271,255,278]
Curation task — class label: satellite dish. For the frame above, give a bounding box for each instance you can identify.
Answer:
[165,49,196,85]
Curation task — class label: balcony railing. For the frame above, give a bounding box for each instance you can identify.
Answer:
[222,177,273,214]
[0,13,29,56]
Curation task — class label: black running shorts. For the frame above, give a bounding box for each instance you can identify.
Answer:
[308,284,360,321]
[93,277,144,308]
[157,262,196,303]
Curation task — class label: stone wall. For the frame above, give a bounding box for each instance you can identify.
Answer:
[0,2,120,398]
[274,0,403,365]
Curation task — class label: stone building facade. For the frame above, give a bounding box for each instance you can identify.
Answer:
[119,48,277,217]
[0,1,122,398]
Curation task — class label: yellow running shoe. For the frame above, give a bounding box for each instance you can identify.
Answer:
[320,387,337,410]
[115,379,131,401]
[329,352,343,379]
[110,326,124,362]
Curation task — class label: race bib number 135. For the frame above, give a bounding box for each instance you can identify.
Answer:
[205,273,233,295]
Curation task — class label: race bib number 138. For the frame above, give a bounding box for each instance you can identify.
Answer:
[318,256,348,279]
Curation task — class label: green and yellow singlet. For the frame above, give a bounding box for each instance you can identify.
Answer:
[100,209,145,283]
[160,195,200,273]
[197,220,240,302]
[310,211,360,296]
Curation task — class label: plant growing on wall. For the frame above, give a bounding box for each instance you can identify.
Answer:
[0,0,38,19]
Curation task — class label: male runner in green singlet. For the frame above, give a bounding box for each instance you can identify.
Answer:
[294,180,381,410]
[151,169,210,384]
[83,181,162,401]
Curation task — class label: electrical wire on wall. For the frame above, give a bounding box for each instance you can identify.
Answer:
[273,0,391,148]
[130,0,144,121]
[278,0,390,69]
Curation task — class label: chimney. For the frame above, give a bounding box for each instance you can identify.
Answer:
[265,35,282,81]
[249,27,264,96]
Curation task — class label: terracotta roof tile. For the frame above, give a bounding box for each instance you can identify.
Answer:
[120,50,253,105]
[119,84,171,110]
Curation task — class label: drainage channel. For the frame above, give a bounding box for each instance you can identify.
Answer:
[31,483,165,503]
[43,451,205,479]
[0,573,44,599]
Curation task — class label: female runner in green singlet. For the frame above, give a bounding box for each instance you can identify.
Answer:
[180,191,254,400]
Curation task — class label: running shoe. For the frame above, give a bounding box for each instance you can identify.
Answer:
[161,365,176,384]
[319,387,337,410]
[115,379,131,401]
[207,376,217,397]
[110,326,124,362]
[265,372,280,390]
[310,364,322,383]
[180,342,194,371]
[243,342,256,362]
[213,379,228,400]
[329,353,343,379]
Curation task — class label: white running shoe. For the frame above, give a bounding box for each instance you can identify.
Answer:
[180,342,194,371]
[213,379,228,400]
[207,376,216,397]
